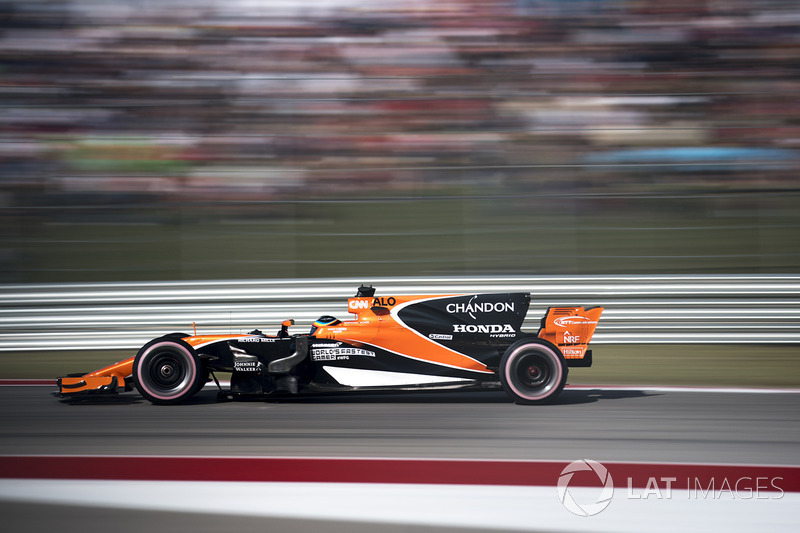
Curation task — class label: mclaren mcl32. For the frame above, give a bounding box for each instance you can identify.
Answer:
[55,286,603,405]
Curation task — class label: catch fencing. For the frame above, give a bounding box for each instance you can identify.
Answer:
[1,275,798,351]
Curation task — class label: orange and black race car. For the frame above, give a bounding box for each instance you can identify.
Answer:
[55,286,603,405]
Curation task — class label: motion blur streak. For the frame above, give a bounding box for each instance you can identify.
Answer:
[1,275,799,350]
[2,0,800,283]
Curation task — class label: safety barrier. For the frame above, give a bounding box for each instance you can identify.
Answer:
[1,275,798,351]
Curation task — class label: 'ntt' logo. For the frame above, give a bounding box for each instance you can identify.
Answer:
[557,459,614,517]
[554,316,596,328]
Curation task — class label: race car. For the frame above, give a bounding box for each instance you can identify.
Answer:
[55,286,603,405]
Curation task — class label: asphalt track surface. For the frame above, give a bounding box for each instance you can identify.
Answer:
[1,385,799,465]
[2,384,799,533]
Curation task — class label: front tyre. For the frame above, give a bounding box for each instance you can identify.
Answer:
[499,338,567,404]
[134,339,204,405]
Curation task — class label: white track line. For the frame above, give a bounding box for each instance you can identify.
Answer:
[564,385,800,394]
[1,480,798,533]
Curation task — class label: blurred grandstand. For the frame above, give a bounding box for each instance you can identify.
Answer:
[1,0,799,281]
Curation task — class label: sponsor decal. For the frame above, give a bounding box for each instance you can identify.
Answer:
[563,331,581,344]
[554,316,597,327]
[311,347,376,361]
[562,347,585,356]
[312,353,345,361]
[349,298,371,310]
[233,356,262,372]
[238,337,278,343]
[348,297,396,310]
[453,324,515,335]
[428,333,453,341]
[446,296,515,320]
[372,296,396,307]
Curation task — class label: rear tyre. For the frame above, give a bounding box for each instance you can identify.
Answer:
[499,338,567,404]
[133,339,204,405]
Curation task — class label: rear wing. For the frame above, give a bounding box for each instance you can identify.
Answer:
[537,307,603,367]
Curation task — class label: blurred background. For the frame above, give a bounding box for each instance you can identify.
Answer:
[2,8,799,533]
[1,0,799,283]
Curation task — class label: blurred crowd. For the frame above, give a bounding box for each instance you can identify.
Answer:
[2,0,799,208]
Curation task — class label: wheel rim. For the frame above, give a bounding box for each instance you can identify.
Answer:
[511,352,552,390]
[506,346,561,400]
[137,344,195,400]
[149,353,186,390]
